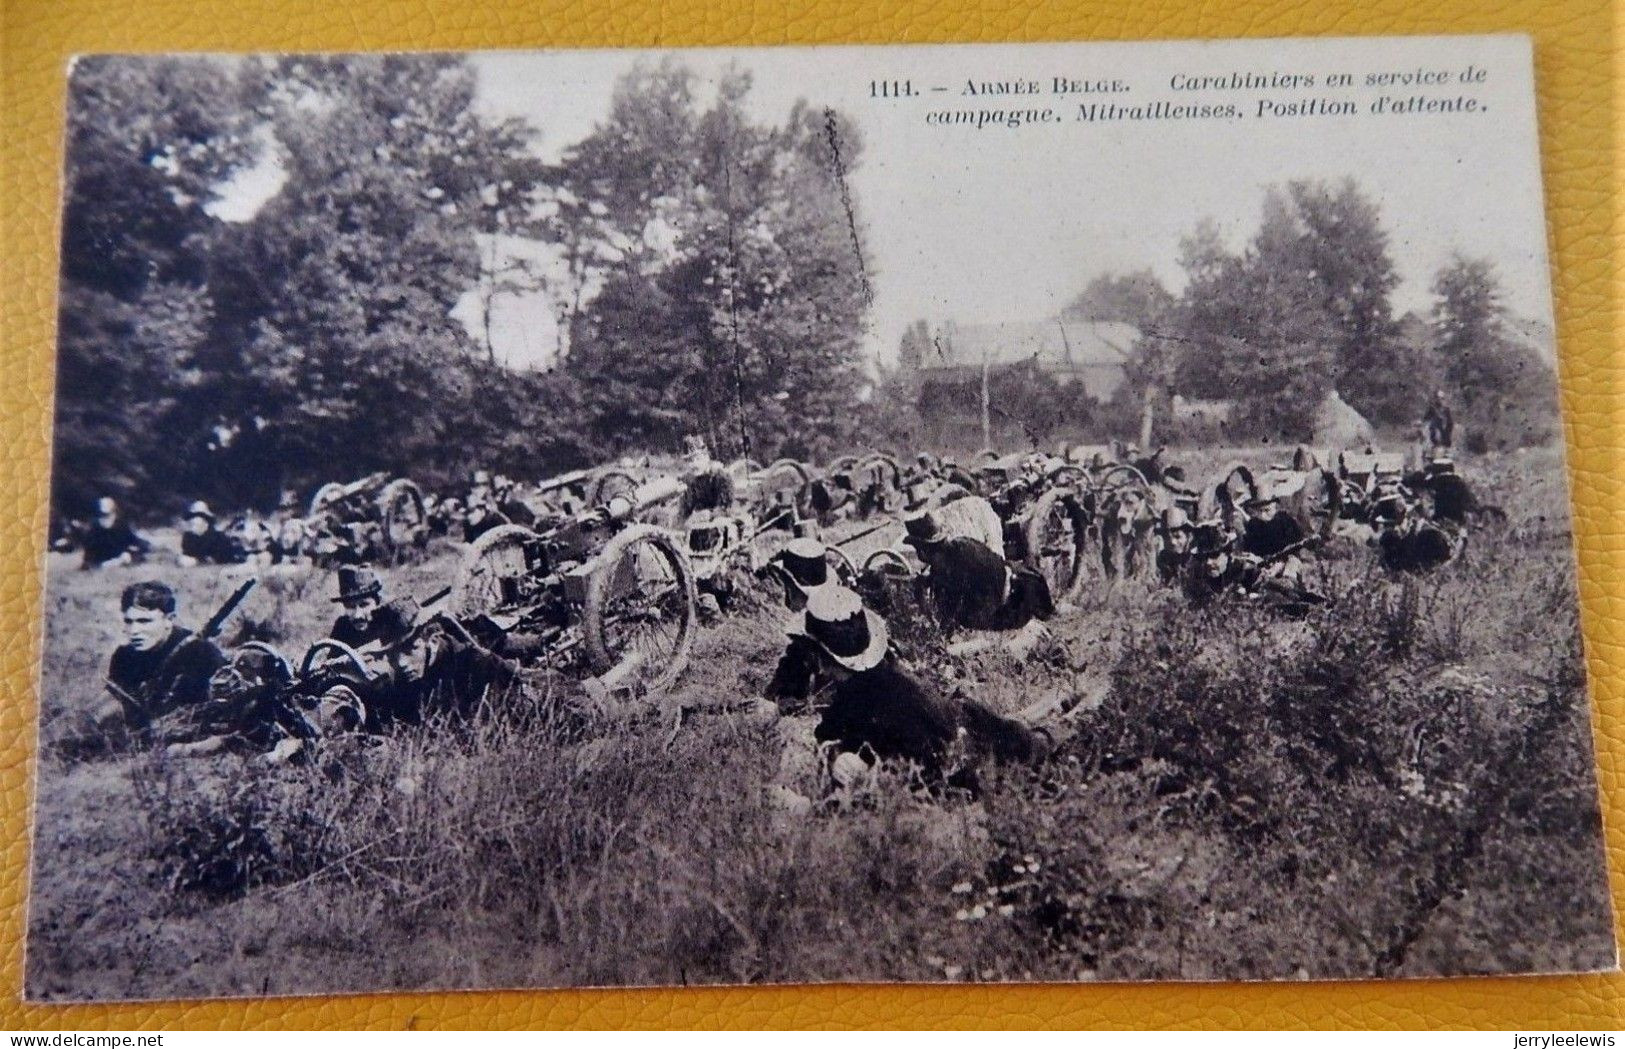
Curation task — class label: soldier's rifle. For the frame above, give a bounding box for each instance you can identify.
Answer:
[1238,534,1321,571]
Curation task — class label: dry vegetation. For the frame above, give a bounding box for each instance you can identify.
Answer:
[25,448,1616,1001]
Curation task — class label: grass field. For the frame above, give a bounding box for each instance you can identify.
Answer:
[23,447,1617,1000]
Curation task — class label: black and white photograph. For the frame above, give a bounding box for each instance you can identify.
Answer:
[26,34,1617,1000]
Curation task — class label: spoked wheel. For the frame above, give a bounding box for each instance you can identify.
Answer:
[299,638,369,681]
[308,482,347,518]
[379,479,428,553]
[1024,488,1085,601]
[826,546,859,588]
[589,468,639,508]
[1046,464,1091,491]
[861,548,916,578]
[450,524,542,618]
[1097,464,1150,492]
[583,525,697,694]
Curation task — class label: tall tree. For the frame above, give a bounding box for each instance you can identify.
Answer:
[1062,269,1174,330]
[1275,179,1414,424]
[53,56,259,518]
[206,55,546,500]
[1431,254,1553,450]
[562,68,871,462]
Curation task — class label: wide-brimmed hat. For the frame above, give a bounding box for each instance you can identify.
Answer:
[789,587,889,672]
[775,537,833,593]
[184,500,215,522]
[1161,506,1193,533]
[1191,521,1230,555]
[332,565,384,604]
[1243,494,1279,512]
[901,509,948,548]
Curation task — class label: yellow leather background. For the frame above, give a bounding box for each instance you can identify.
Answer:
[1,0,1619,1030]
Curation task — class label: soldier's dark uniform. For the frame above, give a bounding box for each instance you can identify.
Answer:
[181,527,243,565]
[903,514,1054,633]
[107,626,226,730]
[81,519,149,569]
[1240,510,1305,560]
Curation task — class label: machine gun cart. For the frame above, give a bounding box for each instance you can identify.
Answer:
[306,473,429,560]
[448,477,697,694]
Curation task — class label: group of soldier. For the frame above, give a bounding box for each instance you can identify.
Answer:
[65,406,1492,799]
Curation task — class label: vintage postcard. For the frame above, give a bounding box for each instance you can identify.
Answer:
[27,34,1615,1000]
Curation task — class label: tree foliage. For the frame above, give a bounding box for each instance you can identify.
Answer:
[50,55,876,522]
[1062,269,1174,330]
[1127,179,1548,445]
[54,57,259,516]
[560,70,871,463]
[1431,255,1554,451]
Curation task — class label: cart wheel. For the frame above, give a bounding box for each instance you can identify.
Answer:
[1097,464,1150,492]
[583,525,697,694]
[858,452,902,490]
[1046,464,1091,491]
[299,638,370,682]
[379,478,427,552]
[589,468,639,508]
[861,548,915,578]
[450,524,542,618]
[308,482,347,518]
[1025,488,1085,600]
[826,546,859,588]
[766,458,812,488]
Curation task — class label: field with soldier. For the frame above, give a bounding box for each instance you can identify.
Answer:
[25,442,1614,998]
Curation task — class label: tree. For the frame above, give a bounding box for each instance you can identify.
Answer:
[561,67,871,462]
[897,320,930,370]
[1431,255,1553,450]
[1062,269,1174,330]
[53,56,259,518]
[1146,180,1417,442]
[204,55,548,501]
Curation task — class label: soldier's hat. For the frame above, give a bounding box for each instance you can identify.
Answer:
[775,537,834,594]
[901,509,948,548]
[184,500,215,522]
[1161,506,1193,533]
[332,565,384,604]
[1191,520,1230,556]
[789,586,889,672]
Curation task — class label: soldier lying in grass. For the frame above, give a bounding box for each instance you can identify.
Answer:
[55,580,232,760]
[766,586,1074,797]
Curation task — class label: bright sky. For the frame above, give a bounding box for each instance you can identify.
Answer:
[220,36,1556,371]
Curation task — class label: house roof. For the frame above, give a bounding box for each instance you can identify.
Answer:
[928,319,1139,371]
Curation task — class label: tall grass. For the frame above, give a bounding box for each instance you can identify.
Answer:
[24,447,1616,999]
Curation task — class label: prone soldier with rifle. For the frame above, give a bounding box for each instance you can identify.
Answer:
[86,578,254,752]
[1183,520,1327,613]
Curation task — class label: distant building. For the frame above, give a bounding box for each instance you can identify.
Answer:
[908,318,1138,401]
